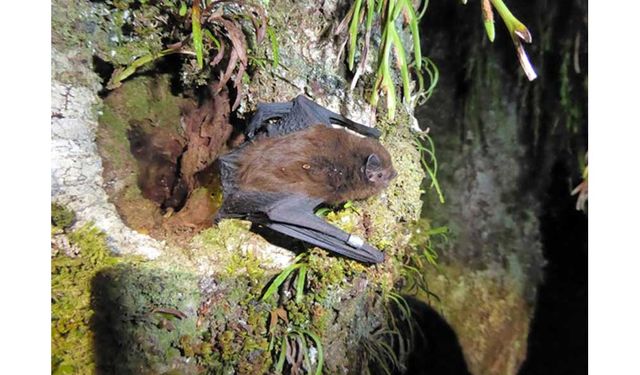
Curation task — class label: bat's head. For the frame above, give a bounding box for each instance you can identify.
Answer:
[364,151,397,189]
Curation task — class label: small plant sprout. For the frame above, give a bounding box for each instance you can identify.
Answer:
[481,0,496,42]
[261,252,309,302]
[274,329,324,374]
[107,1,269,109]
[337,0,435,120]
[364,292,414,373]
[414,128,445,204]
[107,46,195,90]
[476,0,537,80]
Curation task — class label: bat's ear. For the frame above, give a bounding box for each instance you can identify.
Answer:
[366,153,381,169]
[365,153,382,181]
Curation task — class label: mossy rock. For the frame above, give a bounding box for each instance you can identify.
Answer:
[51,202,76,230]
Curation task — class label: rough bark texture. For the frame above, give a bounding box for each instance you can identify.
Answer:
[51,0,426,373]
[52,48,164,259]
[52,0,587,373]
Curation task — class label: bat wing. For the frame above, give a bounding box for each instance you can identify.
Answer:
[245,95,381,139]
[260,195,385,264]
[285,95,381,139]
[216,188,384,264]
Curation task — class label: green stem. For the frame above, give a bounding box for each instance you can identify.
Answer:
[490,0,525,35]
[191,1,204,69]
[348,0,363,71]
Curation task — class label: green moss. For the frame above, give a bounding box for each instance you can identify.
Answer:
[98,105,131,170]
[51,224,119,375]
[223,251,265,283]
[219,330,237,361]
[90,262,202,374]
[51,202,76,231]
[101,75,185,135]
[425,264,530,374]
[178,335,195,357]
[52,222,211,374]
[325,208,359,234]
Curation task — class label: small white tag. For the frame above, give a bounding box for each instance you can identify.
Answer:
[347,234,364,249]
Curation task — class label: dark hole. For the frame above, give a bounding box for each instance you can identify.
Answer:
[121,22,134,37]
[92,55,114,97]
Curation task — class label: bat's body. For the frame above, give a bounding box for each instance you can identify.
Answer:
[235,125,394,204]
[215,96,396,263]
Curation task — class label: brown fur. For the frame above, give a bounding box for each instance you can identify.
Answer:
[235,125,396,205]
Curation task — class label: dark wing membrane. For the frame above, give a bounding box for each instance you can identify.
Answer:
[246,95,381,139]
[265,222,384,264]
[260,194,384,264]
[216,188,384,263]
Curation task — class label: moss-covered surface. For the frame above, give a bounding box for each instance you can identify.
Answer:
[97,74,218,242]
[51,202,76,230]
[51,217,415,374]
[413,55,542,372]
[97,73,185,169]
[52,221,120,375]
[425,264,530,374]
[52,0,431,373]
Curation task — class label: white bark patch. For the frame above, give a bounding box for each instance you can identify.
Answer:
[51,48,163,259]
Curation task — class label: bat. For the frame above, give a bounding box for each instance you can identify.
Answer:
[214,95,396,263]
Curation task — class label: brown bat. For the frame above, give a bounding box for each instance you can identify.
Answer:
[215,96,396,263]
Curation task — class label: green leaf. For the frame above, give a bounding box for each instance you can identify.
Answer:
[203,28,221,49]
[261,253,307,301]
[275,336,287,373]
[292,329,324,375]
[414,132,445,203]
[484,20,496,42]
[347,0,363,71]
[389,26,411,103]
[267,26,280,68]
[295,265,307,304]
[402,0,422,70]
[427,226,448,236]
[261,263,303,301]
[191,3,204,69]
[107,48,179,90]
[315,207,331,217]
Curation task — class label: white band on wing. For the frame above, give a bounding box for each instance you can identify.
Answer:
[347,234,364,249]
